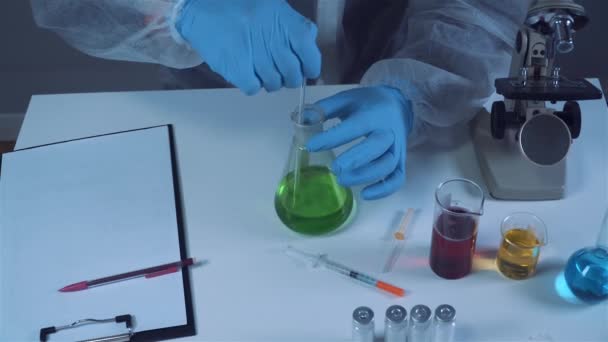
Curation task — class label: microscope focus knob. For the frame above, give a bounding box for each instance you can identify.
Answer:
[491,101,507,139]
[556,101,582,139]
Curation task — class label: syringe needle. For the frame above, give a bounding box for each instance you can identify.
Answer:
[285,246,405,297]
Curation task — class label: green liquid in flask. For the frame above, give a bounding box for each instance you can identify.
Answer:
[275,165,354,235]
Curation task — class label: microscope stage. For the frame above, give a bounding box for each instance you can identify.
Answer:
[495,77,603,102]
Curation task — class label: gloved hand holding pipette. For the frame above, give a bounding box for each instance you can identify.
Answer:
[306,85,414,200]
[176,0,321,95]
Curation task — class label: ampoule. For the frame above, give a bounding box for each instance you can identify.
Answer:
[431,304,456,342]
[407,304,432,342]
[384,305,407,342]
[352,306,374,342]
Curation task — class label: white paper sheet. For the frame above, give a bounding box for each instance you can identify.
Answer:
[0,126,187,341]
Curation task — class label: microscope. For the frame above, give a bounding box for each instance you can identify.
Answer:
[472,0,603,200]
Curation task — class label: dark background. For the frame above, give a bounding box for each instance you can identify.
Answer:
[0,0,606,141]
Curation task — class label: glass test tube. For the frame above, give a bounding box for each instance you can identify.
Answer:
[407,304,432,342]
[352,306,374,342]
[431,304,456,342]
[384,305,407,342]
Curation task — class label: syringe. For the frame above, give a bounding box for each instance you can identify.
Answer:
[286,246,405,297]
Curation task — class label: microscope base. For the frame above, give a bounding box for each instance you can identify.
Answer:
[471,110,566,200]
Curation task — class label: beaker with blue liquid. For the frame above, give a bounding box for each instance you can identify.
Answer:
[564,209,608,303]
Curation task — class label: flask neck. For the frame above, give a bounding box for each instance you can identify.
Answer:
[598,208,608,248]
[293,123,323,147]
[291,105,324,147]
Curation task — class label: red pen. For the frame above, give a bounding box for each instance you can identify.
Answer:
[59,258,195,292]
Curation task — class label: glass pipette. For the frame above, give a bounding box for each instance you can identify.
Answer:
[293,80,308,197]
[297,80,306,124]
[286,246,405,297]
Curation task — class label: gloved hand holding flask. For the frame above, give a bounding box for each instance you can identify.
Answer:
[307,85,414,200]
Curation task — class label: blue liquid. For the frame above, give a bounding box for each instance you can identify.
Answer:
[564,247,608,303]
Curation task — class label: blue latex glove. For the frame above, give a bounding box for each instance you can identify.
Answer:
[176,0,321,95]
[307,86,413,200]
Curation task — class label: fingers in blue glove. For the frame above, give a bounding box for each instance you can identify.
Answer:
[331,130,393,173]
[221,61,262,96]
[306,110,373,152]
[287,16,321,79]
[315,89,362,119]
[337,150,400,187]
[253,42,282,92]
[361,165,406,200]
[271,46,303,88]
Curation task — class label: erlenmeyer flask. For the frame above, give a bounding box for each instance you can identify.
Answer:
[274,105,354,235]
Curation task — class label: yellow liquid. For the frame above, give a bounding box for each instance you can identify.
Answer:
[496,228,541,280]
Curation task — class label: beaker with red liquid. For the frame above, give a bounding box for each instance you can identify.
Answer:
[430,179,485,279]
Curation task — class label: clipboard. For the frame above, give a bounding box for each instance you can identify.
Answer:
[0,125,195,341]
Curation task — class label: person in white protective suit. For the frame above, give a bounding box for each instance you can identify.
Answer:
[30,0,531,200]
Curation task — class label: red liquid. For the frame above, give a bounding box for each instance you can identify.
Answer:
[430,207,478,279]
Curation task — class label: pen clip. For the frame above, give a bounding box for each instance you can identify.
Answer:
[145,266,179,278]
[40,314,133,342]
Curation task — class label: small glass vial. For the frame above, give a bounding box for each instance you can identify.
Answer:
[431,304,456,342]
[384,305,407,342]
[352,306,374,342]
[407,304,432,342]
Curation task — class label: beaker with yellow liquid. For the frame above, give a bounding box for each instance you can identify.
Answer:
[496,213,548,280]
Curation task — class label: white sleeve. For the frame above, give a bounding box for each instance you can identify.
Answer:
[29,0,202,69]
[361,0,531,147]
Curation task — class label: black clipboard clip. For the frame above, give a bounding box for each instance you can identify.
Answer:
[40,314,133,342]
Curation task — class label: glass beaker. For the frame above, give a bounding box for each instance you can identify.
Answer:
[430,178,484,279]
[274,105,354,235]
[496,213,548,280]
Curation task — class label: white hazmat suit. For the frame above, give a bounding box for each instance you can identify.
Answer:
[30,0,531,146]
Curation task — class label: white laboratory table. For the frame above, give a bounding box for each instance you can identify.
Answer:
[12,81,608,341]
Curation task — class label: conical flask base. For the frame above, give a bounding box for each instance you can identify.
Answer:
[274,165,354,235]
